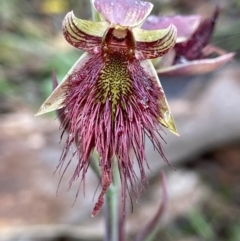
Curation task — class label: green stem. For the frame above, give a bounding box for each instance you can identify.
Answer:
[90,0,101,22]
[90,154,121,241]
[89,152,101,179]
[105,159,121,241]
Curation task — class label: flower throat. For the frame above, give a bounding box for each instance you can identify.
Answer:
[96,28,136,113]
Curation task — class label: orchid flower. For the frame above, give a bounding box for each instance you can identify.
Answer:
[36,0,177,216]
[143,7,235,76]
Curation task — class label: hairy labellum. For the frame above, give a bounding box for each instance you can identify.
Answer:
[36,0,177,216]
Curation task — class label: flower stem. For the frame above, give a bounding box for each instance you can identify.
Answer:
[90,154,121,240]
[105,159,121,241]
[90,0,101,22]
[90,152,101,179]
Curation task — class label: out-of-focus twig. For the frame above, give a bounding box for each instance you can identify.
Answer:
[134,172,168,241]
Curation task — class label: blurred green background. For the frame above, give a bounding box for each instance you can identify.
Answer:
[0,0,240,241]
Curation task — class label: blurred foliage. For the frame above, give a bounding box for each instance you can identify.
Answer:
[0,0,89,112]
[151,200,240,241]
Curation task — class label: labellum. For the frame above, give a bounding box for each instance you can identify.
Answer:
[36,0,178,216]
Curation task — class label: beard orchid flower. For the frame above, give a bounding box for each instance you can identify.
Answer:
[143,7,235,76]
[36,0,177,216]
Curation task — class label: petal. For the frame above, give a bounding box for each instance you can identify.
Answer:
[156,53,235,76]
[35,53,93,116]
[62,11,108,52]
[140,59,179,135]
[174,7,220,60]
[142,14,202,43]
[133,24,177,60]
[93,0,153,27]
